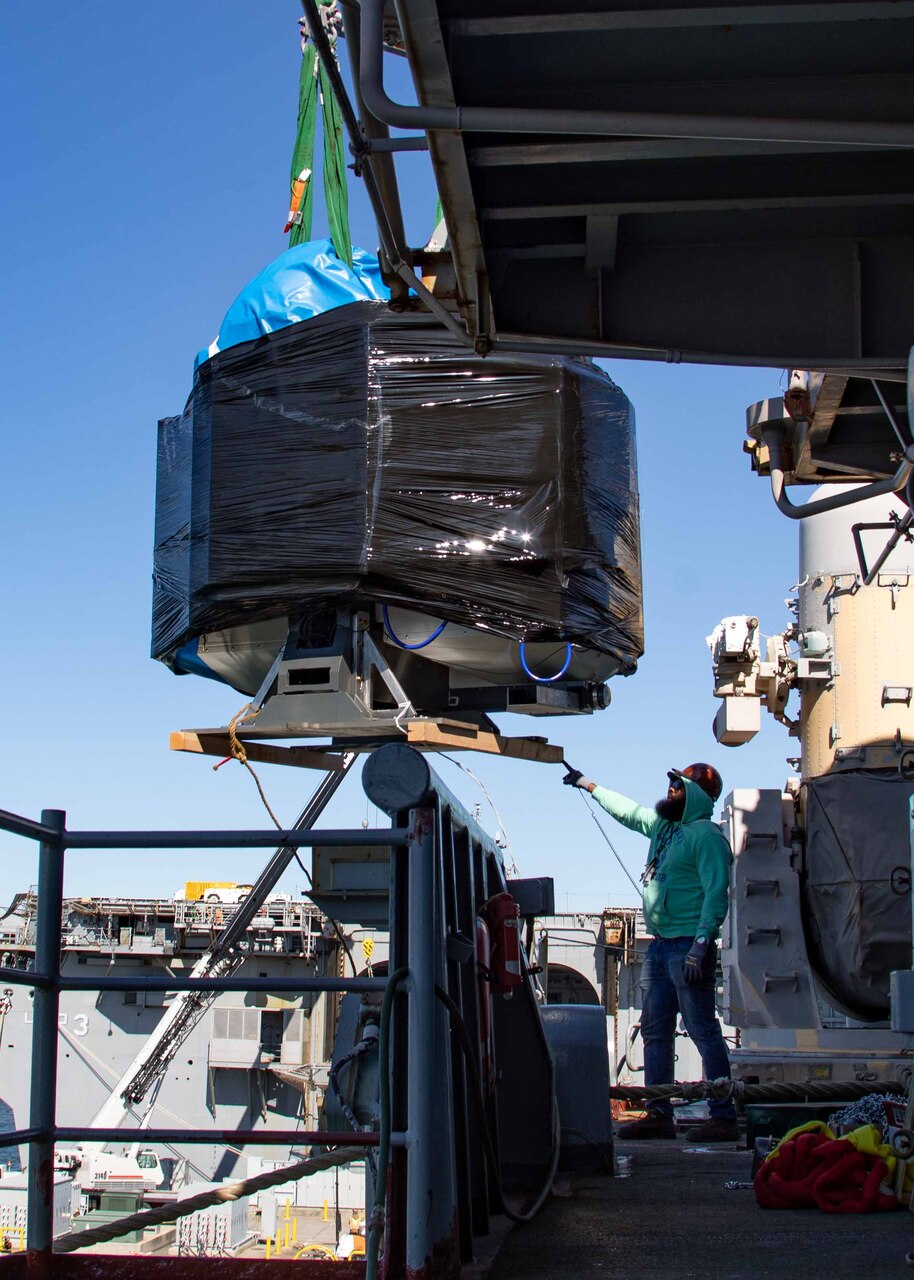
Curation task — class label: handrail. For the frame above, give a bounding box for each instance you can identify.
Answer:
[63,827,404,849]
[2,748,554,1272]
[0,815,406,849]
[0,808,60,842]
[1,1127,400,1149]
[0,803,407,1268]
[58,975,385,993]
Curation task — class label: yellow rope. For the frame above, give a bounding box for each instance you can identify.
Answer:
[214,702,284,831]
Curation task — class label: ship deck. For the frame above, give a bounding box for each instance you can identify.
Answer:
[488,1139,914,1279]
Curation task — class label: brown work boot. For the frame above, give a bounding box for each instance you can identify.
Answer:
[615,1113,676,1140]
[683,1117,740,1143]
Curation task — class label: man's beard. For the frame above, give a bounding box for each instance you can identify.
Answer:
[655,793,686,822]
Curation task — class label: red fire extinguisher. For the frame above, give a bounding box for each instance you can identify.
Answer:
[475,916,497,1095]
[480,892,523,995]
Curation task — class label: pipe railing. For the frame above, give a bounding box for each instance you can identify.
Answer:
[760,426,914,521]
[0,745,543,1277]
[0,804,412,1275]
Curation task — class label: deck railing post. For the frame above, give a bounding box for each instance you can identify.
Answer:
[26,809,65,1279]
[405,806,459,1278]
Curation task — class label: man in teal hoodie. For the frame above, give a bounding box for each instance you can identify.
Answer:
[564,761,737,1142]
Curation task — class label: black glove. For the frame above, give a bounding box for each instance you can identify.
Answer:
[562,767,595,789]
[682,936,709,985]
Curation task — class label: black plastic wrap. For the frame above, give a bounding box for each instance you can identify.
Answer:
[802,771,914,1021]
[152,301,642,668]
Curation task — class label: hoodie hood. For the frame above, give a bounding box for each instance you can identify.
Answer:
[680,776,715,823]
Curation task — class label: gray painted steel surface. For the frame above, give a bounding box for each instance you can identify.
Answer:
[364,0,914,370]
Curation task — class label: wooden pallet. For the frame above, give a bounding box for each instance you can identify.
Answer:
[170,721,565,768]
[169,731,347,772]
[405,719,564,764]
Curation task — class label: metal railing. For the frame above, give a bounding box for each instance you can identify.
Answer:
[0,806,406,1276]
[0,743,558,1279]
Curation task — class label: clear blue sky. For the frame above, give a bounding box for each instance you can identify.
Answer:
[1,3,799,912]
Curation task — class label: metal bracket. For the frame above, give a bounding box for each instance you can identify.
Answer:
[852,516,914,586]
[474,271,492,356]
[250,648,287,712]
[360,630,416,728]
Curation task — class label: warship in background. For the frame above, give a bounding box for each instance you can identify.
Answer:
[0,885,709,1206]
[0,883,356,1190]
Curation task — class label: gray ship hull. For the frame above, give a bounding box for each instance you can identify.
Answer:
[0,893,365,1185]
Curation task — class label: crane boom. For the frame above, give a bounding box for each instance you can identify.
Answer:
[88,756,356,1130]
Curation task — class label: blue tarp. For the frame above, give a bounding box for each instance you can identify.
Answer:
[196,238,388,366]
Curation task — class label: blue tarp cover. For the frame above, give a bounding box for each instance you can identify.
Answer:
[196,238,388,366]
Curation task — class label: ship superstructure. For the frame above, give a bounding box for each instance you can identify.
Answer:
[0,887,365,1186]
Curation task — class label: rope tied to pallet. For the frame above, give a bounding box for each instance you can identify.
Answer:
[213,703,284,830]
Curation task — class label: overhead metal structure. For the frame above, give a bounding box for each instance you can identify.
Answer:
[347,0,914,373]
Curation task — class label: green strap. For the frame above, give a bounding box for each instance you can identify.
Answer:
[319,58,352,266]
[288,37,353,265]
[289,45,319,247]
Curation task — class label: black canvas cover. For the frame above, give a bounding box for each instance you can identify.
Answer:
[152,302,643,671]
[802,771,914,1022]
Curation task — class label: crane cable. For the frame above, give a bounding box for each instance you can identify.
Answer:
[575,789,642,896]
[213,701,358,977]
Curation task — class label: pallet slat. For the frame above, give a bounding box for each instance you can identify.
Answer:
[406,720,564,764]
[169,732,346,772]
[171,723,564,768]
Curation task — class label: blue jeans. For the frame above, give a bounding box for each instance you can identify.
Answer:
[639,936,736,1121]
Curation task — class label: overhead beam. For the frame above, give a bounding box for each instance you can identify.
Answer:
[482,192,914,219]
[447,3,914,37]
[487,244,585,261]
[468,138,873,167]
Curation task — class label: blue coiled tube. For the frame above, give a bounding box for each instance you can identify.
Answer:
[519,640,573,683]
[382,604,448,650]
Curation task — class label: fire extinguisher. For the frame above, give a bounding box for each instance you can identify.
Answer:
[475,916,497,1096]
[480,892,523,995]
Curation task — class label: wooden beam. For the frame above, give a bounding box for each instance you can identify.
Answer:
[406,719,564,764]
[171,722,566,768]
[170,731,346,772]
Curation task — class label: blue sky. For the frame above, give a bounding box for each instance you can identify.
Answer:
[1,3,798,911]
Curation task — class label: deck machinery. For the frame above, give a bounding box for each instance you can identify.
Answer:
[709,370,914,1084]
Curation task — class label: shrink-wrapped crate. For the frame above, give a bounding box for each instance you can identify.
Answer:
[153,301,642,673]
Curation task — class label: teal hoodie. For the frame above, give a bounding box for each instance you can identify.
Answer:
[591,777,732,940]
